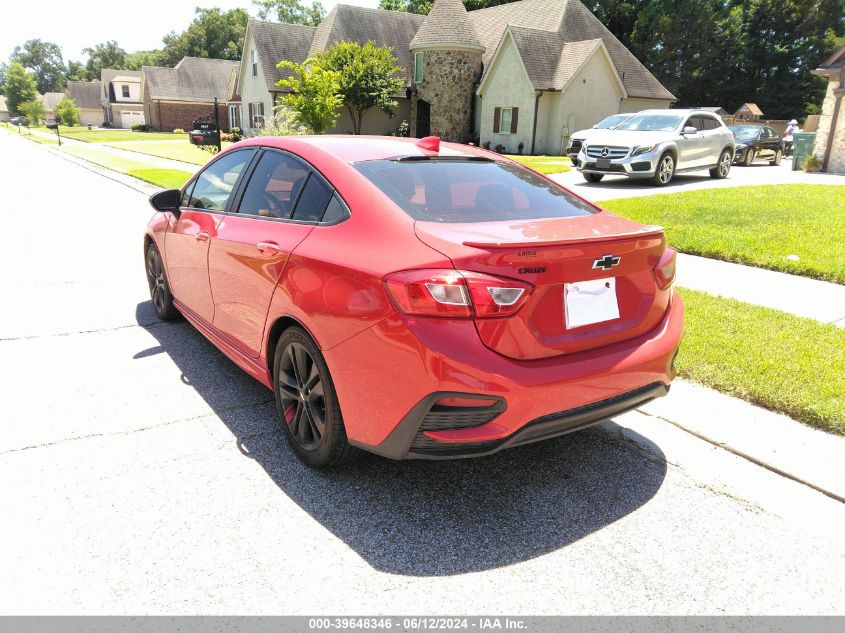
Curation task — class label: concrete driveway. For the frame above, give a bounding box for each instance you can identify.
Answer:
[2,130,844,615]
[551,159,845,202]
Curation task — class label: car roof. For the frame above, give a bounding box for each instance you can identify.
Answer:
[243,135,491,164]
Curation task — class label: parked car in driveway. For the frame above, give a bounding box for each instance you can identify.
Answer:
[567,113,633,163]
[728,125,783,166]
[144,135,684,468]
[10,116,28,127]
[576,109,735,186]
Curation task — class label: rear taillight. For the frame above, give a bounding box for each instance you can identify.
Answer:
[654,247,677,290]
[384,269,532,318]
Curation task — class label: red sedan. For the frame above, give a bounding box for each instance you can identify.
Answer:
[144,135,683,468]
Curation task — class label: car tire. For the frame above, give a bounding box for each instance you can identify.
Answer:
[770,149,783,166]
[652,152,675,186]
[273,326,358,468]
[584,173,604,183]
[145,243,180,321]
[710,149,732,179]
[743,148,755,166]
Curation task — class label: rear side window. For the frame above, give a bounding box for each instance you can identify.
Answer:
[354,159,595,223]
[321,196,349,224]
[292,174,333,222]
[187,150,255,211]
[237,151,309,219]
[701,117,719,130]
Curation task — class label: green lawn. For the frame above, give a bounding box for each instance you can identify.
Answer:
[61,145,192,189]
[128,168,195,190]
[105,139,229,165]
[602,185,845,284]
[506,154,572,175]
[677,287,845,434]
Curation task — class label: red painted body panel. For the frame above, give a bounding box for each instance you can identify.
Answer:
[145,135,685,460]
[209,214,314,356]
[164,210,223,323]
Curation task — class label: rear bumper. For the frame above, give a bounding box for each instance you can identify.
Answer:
[324,292,684,460]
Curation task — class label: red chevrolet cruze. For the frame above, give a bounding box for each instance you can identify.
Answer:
[144,135,683,468]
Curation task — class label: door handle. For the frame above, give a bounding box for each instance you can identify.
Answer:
[257,241,282,255]
[195,231,210,242]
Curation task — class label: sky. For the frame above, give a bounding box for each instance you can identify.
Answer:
[1,0,380,62]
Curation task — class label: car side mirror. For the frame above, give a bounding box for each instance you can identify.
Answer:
[682,126,698,136]
[149,189,182,215]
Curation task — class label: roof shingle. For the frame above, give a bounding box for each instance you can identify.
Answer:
[410,0,483,51]
[66,81,102,110]
[249,19,317,92]
[143,57,239,102]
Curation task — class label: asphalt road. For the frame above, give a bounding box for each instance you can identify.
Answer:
[1,130,844,615]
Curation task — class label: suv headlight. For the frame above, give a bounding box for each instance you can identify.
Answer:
[631,144,656,157]
[735,143,747,150]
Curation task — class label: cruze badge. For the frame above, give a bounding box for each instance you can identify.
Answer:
[592,254,621,271]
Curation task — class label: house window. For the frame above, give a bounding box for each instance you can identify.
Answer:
[229,105,239,129]
[414,52,423,84]
[493,107,519,134]
[248,102,265,128]
[251,50,258,77]
[121,85,130,98]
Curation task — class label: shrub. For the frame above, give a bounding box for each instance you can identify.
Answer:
[229,127,243,141]
[131,123,155,132]
[255,107,309,137]
[495,143,505,153]
[55,94,80,126]
[517,141,524,155]
[18,100,45,126]
[802,154,822,172]
[173,128,185,134]
[482,140,491,150]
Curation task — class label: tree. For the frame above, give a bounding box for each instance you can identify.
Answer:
[4,61,38,115]
[65,60,90,82]
[319,42,406,134]
[83,41,127,78]
[277,59,343,133]
[56,94,80,126]
[253,0,325,25]
[159,8,249,67]
[11,39,66,93]
[18,99,45,126]
[125,50,162,70]
[0,62,7,93]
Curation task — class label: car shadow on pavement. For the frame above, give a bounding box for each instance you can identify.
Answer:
[136,301,667,577]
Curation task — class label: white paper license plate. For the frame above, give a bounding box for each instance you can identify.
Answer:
[564,277,620,329]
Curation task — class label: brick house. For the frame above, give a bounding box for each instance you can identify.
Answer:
[812,43,845,173]
[236,0,673,154]
[141,57,239,132]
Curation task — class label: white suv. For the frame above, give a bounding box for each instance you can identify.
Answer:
[576,109,735,186]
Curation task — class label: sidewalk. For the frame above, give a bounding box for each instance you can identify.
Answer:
[678,253,845,327]
[22,127,200,173]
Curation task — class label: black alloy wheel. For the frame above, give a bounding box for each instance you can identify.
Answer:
[145,244,179,320]
[273,327,357,467]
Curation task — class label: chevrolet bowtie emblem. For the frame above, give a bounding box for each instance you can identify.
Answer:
[592,254,621,270]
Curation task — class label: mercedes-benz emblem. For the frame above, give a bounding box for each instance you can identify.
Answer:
[600,147,609,157]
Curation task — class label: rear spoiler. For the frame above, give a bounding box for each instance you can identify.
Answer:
[462,225,664,249]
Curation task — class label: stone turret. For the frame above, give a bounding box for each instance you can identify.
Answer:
[409,0,484,142]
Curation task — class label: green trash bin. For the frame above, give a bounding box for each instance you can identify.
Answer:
[792,131,816,171]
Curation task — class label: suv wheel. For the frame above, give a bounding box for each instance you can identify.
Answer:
[652,153,675,186]
[584,173,604,183]
[710,149,732,179]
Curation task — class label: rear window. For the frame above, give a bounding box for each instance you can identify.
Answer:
[353,159,595,223]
